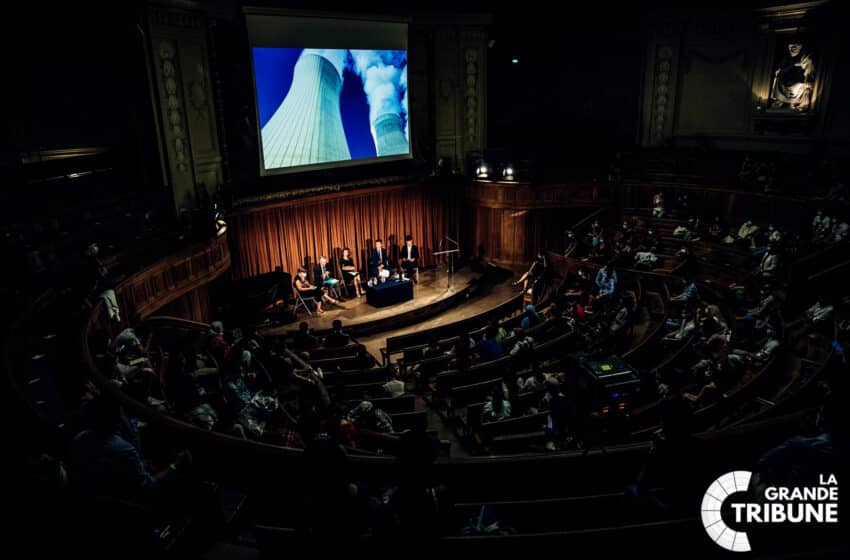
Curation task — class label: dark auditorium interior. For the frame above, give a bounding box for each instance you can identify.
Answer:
[5,0,850,556]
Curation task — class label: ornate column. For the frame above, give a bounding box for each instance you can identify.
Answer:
[147,5,223,213]
[640,19,681,146]
[431,19,489,173]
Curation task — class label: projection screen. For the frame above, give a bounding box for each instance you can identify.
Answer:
[246,12,411,175]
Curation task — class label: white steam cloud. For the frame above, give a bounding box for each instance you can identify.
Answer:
[349,50,408,142]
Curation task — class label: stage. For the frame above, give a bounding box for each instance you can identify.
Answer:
[260,266,517,339]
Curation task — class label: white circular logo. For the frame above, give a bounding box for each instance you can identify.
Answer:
[701,470,753,552]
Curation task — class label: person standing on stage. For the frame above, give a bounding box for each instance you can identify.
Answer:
[369,239,389,280]
[400,234,420,283]
[340,247,365,297]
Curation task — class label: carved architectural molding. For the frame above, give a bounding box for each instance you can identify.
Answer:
[157,40,190,175]
[651,44,674,143]
[641,19,681,147]
[432,24,488,172]
[147,5,223,213]
[640,3,840,150]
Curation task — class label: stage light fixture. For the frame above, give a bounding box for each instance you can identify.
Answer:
[502,164,515,181]
[475,161,489,178]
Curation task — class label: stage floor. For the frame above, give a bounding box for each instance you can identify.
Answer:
[261,267,517,343]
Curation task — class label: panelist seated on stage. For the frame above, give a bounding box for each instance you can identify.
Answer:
[294,268,338,314]
[369,239,390,279]
[313,256,341,299]
[340,247,365,297]
[399,234,420,283]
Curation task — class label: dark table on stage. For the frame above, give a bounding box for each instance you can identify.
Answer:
[366,278,414,308]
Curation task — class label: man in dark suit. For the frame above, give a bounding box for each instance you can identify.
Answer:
[369,239,389,279]
[313,255,340,299]
[400,234,420,282]
[313,256,330,288]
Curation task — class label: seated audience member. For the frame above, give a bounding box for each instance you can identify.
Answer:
[489,318,509,342]
[633,250,658,269]
[449,335,472,371]
[767,224,782,244]
[686,343,744,405]
[381,431,450,539]
[208,320,232,365]
[110,326,144,355]
[610,292,637,338]
[558,300,585,330]
[721,226,738,246]
[787,297,834,342]
[517,368,547,394]
[747,289,785,318]
[664,308,697,342]
[699,303,730,339]
[707,216,724,239]
[673,219,700,241]
[299,436,366,539]
[731,324,780,365]
[293,322,318,350]
[812,209,826,237]
[651,192,665,218]
[69,396,191,502]
[542,377,572,451]
[422,337,444,360]
[476,324,505,362]
[264,338,295,385]
[509,333,535,363]
[349,401,394,433]
[222,359,256,418]
[833,220,849,243]
[671,279,699,304]
[412,337,446,383]
[758,244,781,280]
[737,220,760,244]
[324,319,351,347]
[481,385,512,423]
[563,267,591,300]
[520,304,542,330]
[595,262,618,299]
[383,370,406,398]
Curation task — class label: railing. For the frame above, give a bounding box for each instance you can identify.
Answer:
[100,233,231,324]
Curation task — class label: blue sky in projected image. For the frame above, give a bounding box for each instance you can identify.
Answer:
[253,48,407,161]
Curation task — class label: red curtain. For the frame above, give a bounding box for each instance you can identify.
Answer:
[230,184,460,281]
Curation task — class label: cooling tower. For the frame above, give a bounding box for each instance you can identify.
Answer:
[373,112,409,157]
[261,52,351,169]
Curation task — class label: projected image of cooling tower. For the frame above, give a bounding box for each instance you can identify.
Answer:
[260,50,351,169]
[373,113,408,156]
[253,47,409,172]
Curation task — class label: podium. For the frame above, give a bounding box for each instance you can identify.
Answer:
[433,236,460,291]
